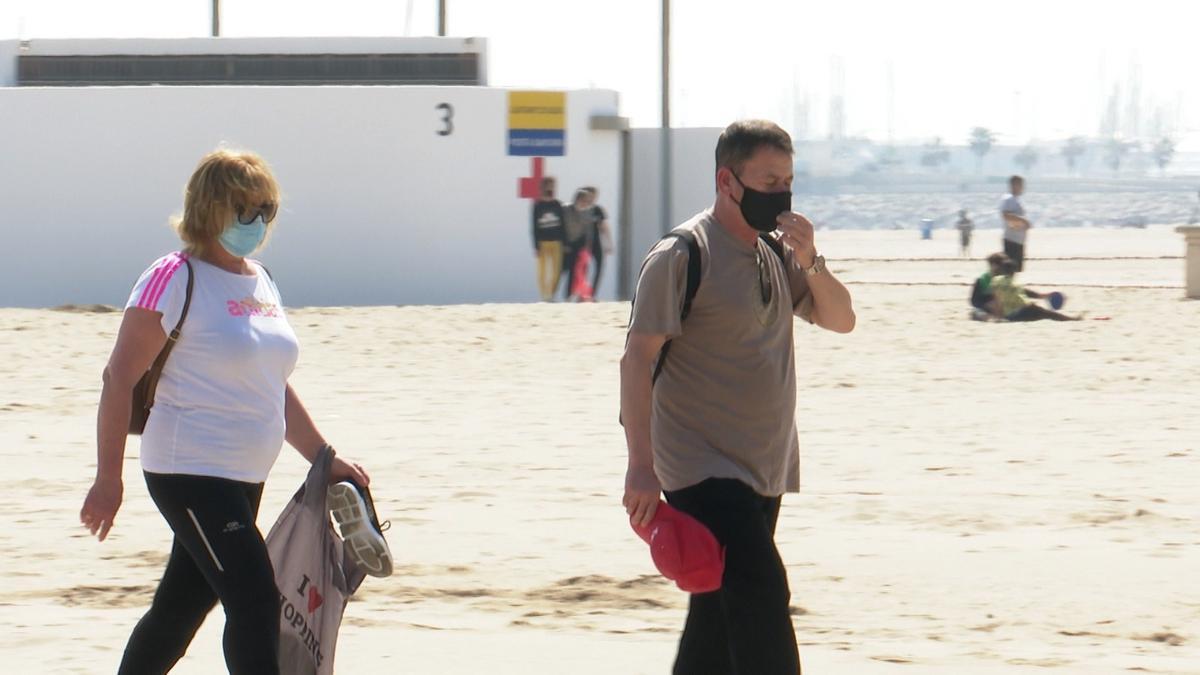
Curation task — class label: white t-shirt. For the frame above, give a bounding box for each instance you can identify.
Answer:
[1000,194,1028,244]
[126,252,300,483]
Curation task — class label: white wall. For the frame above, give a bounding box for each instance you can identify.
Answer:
[0,41,17,86]
[624,127,722,292]
[0,86,619,307]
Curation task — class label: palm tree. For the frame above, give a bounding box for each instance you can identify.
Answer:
[1105,137,1136,175]
[1014,145,1039,173]
[968,127,996,174]
[1152,137,1176,175]
[1060,136,1087,175]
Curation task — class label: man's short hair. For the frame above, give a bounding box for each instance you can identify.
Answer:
[987,252,1010,267]
[715,120,794,176]
[1009,175,1025,187]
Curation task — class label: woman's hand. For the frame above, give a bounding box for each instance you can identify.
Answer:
[80,477,123,541]
[330,456,370,487]
[85,307,166,543]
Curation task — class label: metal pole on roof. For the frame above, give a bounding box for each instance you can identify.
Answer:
[438,1,447,36]
[660,0,672,235]
[211,0,220,37]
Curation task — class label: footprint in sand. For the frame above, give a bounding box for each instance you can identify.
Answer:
[1133,632,1186,646]
[53,584,156,608]
[870,655,914,664]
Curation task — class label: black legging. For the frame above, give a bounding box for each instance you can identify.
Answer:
[561,244,580,299]
[1007,304,1076,322]
[590,239,605,296]
[119,473,280,675]
[664,478,800,675]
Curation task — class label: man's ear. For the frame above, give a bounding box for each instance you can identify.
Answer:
[715,166,734,197]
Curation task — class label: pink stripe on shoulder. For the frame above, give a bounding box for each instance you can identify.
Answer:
[136,252,186,310]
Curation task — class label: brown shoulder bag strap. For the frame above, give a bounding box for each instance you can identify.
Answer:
[143,258,195,409]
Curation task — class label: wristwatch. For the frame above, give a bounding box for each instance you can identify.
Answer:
[803,254,826,276]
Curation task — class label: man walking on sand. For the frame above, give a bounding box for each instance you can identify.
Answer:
[1001,175,1031,271]
[620,120,856,674]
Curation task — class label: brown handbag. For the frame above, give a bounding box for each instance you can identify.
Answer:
[129,259,194,435]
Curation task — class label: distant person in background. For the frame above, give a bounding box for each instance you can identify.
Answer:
[561,188,595,301]
[991,259,1080,321]
[1000,175,1031,271]
[532,177,566,302]
[1189,188,1200,225]
[955,208,975,257]
[582,186,613,296]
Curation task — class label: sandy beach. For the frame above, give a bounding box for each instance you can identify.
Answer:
[1,226,1197,674]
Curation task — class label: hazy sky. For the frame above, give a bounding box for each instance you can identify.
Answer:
[2,0,1196,146]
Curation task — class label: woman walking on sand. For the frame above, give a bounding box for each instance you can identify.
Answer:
[79,149,372,674]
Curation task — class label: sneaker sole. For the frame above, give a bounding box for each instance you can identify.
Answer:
[327,482,394,578]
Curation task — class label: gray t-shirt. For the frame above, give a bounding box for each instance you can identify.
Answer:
[563,204,599,248]
[628,210,814,497]
[1000,194,1027,244]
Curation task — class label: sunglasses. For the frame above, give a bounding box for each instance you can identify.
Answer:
[237,202,278,225]
[756,251,773,306]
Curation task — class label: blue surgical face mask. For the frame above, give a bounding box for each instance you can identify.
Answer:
[218,216,267,258]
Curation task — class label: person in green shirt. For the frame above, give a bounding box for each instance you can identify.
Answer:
[969,252,1008,316]
[990,259,1080,321]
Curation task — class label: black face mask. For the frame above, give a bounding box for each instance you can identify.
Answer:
[732,172,791,233]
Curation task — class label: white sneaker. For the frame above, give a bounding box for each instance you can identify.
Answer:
[328,481,393,578]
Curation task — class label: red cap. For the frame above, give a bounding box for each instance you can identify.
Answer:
[631,501,724,593]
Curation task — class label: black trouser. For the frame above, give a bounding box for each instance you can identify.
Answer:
[664,478,800,675]
[590,239,605,295]
[1003,239,1025,271]
[1007,304,1074,322]
[119,473,280,675]
[561,241,584,299]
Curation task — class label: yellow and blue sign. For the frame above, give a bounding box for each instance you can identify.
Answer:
[508,91,566,156]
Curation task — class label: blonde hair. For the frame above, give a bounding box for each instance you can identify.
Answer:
[173,149,281,255]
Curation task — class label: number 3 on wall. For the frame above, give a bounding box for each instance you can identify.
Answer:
[436,103,454,136]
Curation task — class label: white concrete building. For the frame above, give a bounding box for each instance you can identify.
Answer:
[0,37,733,307]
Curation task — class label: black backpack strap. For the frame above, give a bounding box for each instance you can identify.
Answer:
[650,230,701,384]
[626,230,701,328]
[759,233,802,308]
[758,232,786,266]
[620,230,702,426]
[674,231,702,320]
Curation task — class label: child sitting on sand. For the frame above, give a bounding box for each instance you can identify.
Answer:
[969,253,1007,320]
[990,261,1080,322]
